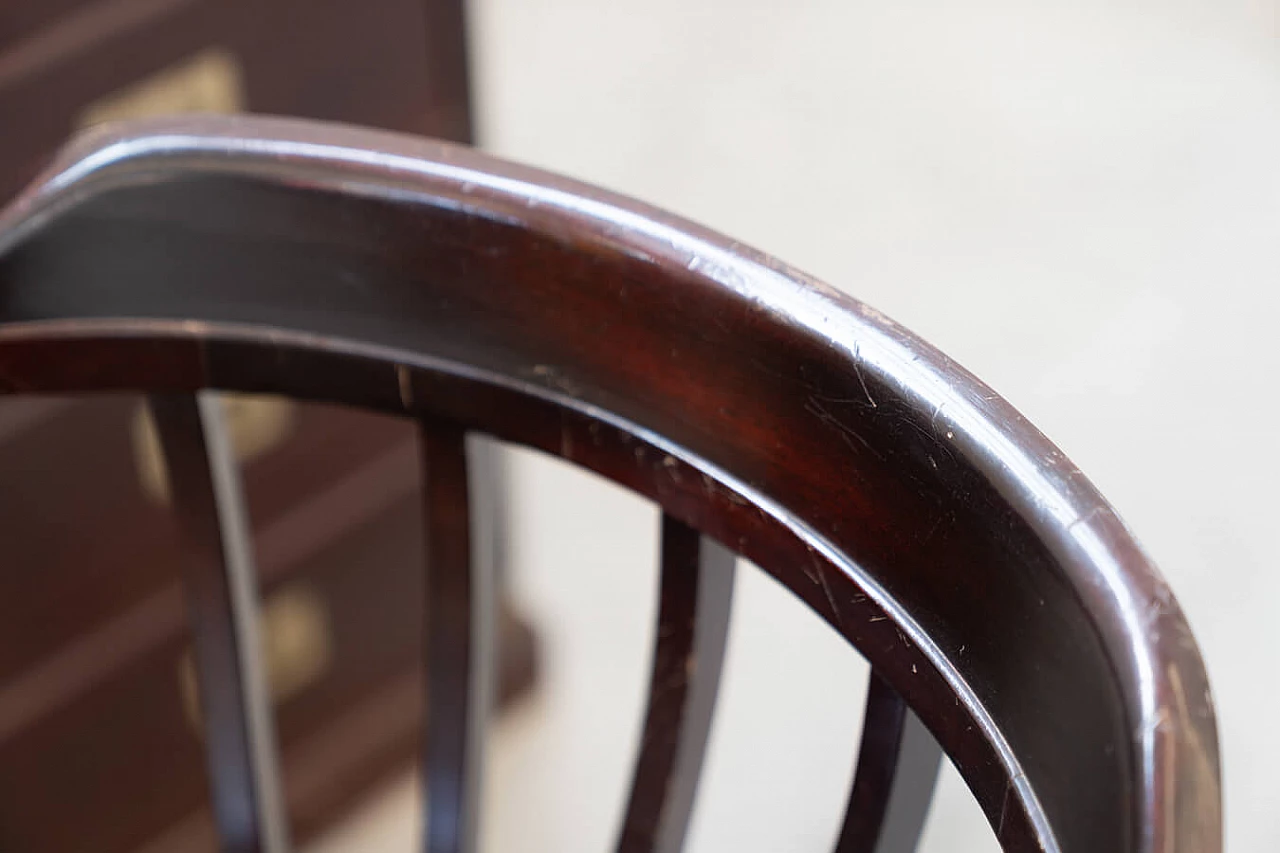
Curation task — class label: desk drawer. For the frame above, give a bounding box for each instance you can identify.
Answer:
[0,0,465,199]
[0,490,537,853]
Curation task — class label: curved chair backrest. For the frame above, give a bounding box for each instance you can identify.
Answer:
[0,116,1219,853]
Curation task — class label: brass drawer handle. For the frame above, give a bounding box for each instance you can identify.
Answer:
[77,46,244,128]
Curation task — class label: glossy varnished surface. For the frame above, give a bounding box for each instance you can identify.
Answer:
[418,419,488,853]
[617,515,734,853]
[0,116,1220,852]
[147,393,288,853]
[837,673,940,853]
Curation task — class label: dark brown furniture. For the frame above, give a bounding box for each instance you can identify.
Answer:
[0,4,543,851]
[0,0,472,199]
[0,115,1221,853]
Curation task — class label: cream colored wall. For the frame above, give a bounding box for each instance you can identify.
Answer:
[309,3,1280,851]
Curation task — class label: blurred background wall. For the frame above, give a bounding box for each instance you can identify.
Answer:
[313,1,1280,852]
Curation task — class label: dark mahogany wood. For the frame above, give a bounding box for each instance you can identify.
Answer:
[617,514,735,853]
[0,115,1221,853]
[147,393,288,853]
[837,673,941,853]
[419,418,489,853]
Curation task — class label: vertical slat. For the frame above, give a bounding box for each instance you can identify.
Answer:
[835,672,942,853]
[420,420,493,853]
[616,514,736,853]
[467,436,509,588]
[149,393,289,853]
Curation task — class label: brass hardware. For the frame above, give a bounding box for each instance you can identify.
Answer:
[178,583,333,732]
[77,46,244,127]
[131,394,296,504]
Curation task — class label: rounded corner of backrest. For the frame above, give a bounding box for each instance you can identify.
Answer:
[0,114,1224,853]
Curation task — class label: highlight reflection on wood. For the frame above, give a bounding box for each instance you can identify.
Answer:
[0,114,1221,853]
